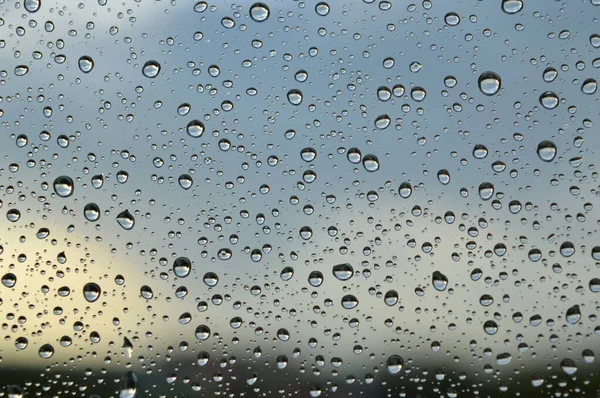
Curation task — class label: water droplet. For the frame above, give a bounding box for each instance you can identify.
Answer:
[332,263,353,281]
[362,154,380,172]
[203,272,219,287]
[582,78,597,95]
[173,257,192,278]
[384,290,399,306]
[478,71,501,95]
[347,147,362,164]
[496,353,512,365]
[91,174,104,189]
[501,0,523,14]
[315,2,330,16]
[560,241,575,257]
[539,91,559,109]
[583,349,595,364]
[112,211,134,231]
[432,271,448,291]
[280,266,294,281]
[186,119,205,137]
[299,226,313,240]
[437,169,451,185]
[140,285,153,300]
[38,343,54,359]
[36,228,50,239]
[14,65,29,76]
[83,282,101,303]
[84,203,101,221]
[178,174,193,190]
[483,320,498,335]
[308,271,324,287]
[197,351,210,366]
[375,114,391,129]
[478,182,494,200]
[277,328,290,341]
[411,87,426,101]
[542,67,558,83]
[78,56,94,73]
[566,304,581,324]
[2,273,17,288]
[53,176,74,197]
[177,103,191,116]
[142,60,161,78]
[537,140,557,162]
[120,371,138,398]
[195,325,211,340]
[249,2,270,22]
[300,147,317,162]
[398,182,412,198]
[341,294,359,309]
[6,209,21,222]
[560,358,577,375]
[24,0,41,12]
[444,12,460,26]
[6,385,24,398]
[386,355,404,374]
[287,89,303,105]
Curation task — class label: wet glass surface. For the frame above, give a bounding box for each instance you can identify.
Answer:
[0,0,599,396]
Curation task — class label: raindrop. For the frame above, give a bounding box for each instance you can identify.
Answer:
[582,78,597,95]
[24,0,41,12]
[347,147,362,164]
[116,210,135,230]
[444,12,460,26]
[186,120,205,137]
[315,2,330,16]
[173,257,192,278]
[539,91,559,109]
[398,182,412,198]
[386,355,404,374]
[432,271,448,291]
[384,290,399,306]
[83,282,101,303]
[341,294,359,309]
[195,325,211,340]
[78,56,94,73]
[249,2,270,22]
[308,271,324,287]
[53,176,74,197]
[142,60,161,78]
[38,343,54,359]
[120,371,138,398]
[280,266,294,281]
[478,71,501,95]
[542,67,558,83]
[178,174,193,190]
[140,285,153,300]
[332,263,353,281]
[478,182,494,200]
[566,304,581,324]
[287,89,303,105]
[84,203,101,221]
[501,0,523,14]
[362,154,380,172]
[2,273,17,288]
[437,169,451,185]
[375,114,391,129]
[537,140,557,162]
[203,272,219,287]
[14,65,29,76]
[560,358,577,375]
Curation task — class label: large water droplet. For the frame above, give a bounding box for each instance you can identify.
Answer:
[116,210,135,230]
[362,154,380,172]
[83,282,101,303]
[78,56,94,73]
[501,0,523,14]
[537,140,557,162]
[140,285,153,300]
[432,271,448,291]
[6,385,24,398]
[386,355,404,374]
[14,65,29,76]
[581,78,598,95]
[249,2,270,22]
[539,91,559,109]
[38,343,54,359]
[24,0,41,12]
[53,176,74,197]
[444,12,460,26]
[142,60,161,78]
[398,182,412,198]
[287,89,303,105]
[195,325,211,340]
[332,263,353,281]
[478,182,494,200]
[84,203,101,221]
[347,147,362,164]
[566,304,581,324]
[560,358,577,375]
[308,271,324,287]
[2,273,17,288]
[178,174,193,190]
[478,71,501,95]
[341,294,359,309]
[375,114,391,129]
[173,257,191,278]
[315,2,330,16]
[186,120,205,137]
[120,371,138,398]
[280,266,294,281]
